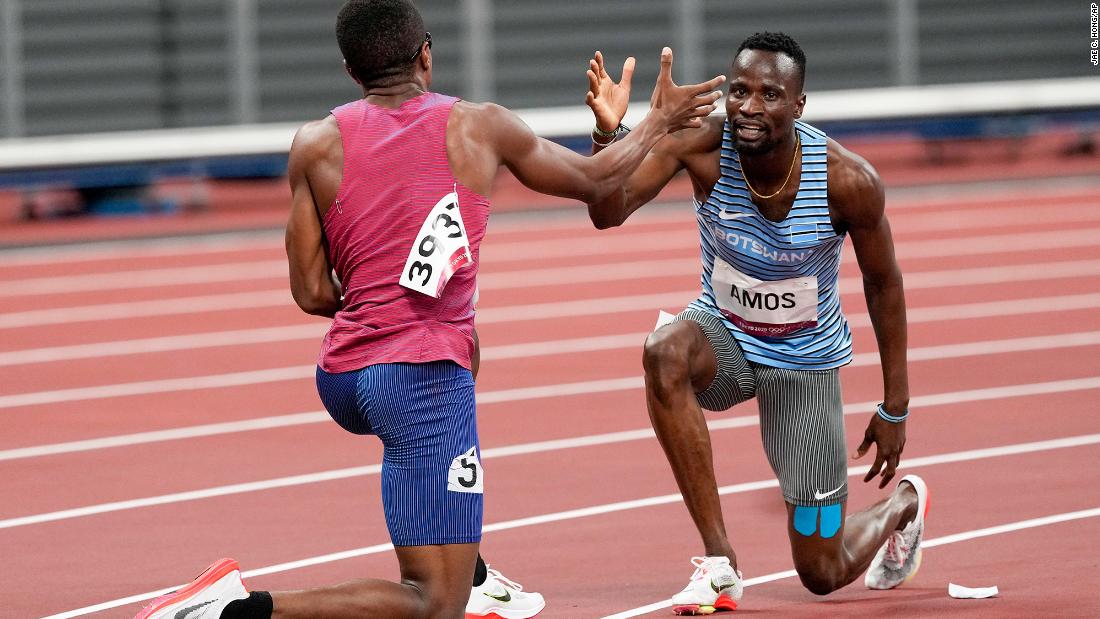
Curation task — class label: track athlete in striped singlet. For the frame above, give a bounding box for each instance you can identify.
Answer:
[586,32,929,613]
[133,2,724,619]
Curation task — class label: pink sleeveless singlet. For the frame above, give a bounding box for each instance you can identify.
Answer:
[318,92,490,373]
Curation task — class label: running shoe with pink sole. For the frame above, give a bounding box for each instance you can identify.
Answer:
[465,566,545,618]
[133,558,249,619]
[670,556,743,615]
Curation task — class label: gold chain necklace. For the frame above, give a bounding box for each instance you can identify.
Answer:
[742,132,800,200]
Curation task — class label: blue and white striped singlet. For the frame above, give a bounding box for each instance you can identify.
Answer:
[687,119,853,370]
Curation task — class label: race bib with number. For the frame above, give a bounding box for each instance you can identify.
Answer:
[399,191,472,298]
[447,446,484,494]
[712,256,818,337]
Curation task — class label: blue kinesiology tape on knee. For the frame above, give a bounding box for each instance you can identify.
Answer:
[793,505,818,536]
[819,503,842,539]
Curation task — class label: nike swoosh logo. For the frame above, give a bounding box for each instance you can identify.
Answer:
[814,485,844,501]
[717,210,753,220]
[484,590,512,603]
[710,581,730,594]
[174,599,217,619]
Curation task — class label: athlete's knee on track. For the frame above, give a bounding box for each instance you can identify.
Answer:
[792,554,844,596]
[643,326,694,388]
[795,561,843,596]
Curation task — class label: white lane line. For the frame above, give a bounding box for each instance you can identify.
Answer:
[6,186,1098,271]
[0,258,700,299]
[888,227,1100,260]
[601,506,1100,618]
[4,261,1100,332]
[5,223,1100,329]
[4,183,1095,275]
[483,332,648,361]
[870,258,1100,293]
[0,366,314,409]
[0,324,638,369]
[0,324,327,367]
[4,377,1099,528]
[6,217,1100,306]
[0,211,645,270]
[5,257,1100,365]
[847,291,1100,327]
[0,329,1087,460]
[0,370,632,411]
[4,331,1099,461]
[0,412,328,462]
[0,232,284,267]
[852,330,1100,365]
[10,202,1100,296]
[6,240,1100,304]
[895,201,1100,233]
[0,289,292,329]
[884,183,1100,209]
[41,444,1100,619]
[5,291,1100,410]
[0,258,698,298]
[0,260,287,297]
[0,206,685,268]
[479,290,1100,327]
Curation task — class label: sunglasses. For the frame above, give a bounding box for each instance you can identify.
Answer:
[408,31,432,62]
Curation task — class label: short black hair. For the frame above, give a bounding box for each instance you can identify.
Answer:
[736,31,806,90]
[336,0,426,86]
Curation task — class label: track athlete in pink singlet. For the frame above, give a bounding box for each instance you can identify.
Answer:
[585,32,929,614]
[134,2,725,618]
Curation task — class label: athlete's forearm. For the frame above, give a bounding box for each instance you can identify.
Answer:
[586,179,646,229]
[583,116,670,228]
[291,275,341,318]
[286,233,341,317]
[864,274,909,413]
[498,109,664,210]
[586,140,624,227]
[581,114,665,205]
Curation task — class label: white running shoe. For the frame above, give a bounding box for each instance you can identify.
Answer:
[670,556,743,615]
[134,558,249,619]
[465,567,546,619]
[865,474,931,590]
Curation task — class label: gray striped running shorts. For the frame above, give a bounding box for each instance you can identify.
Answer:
[672,309,848,507]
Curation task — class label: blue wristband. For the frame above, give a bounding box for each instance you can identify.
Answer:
[876,403,909,423]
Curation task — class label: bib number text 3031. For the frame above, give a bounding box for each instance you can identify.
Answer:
[399,192,472,298]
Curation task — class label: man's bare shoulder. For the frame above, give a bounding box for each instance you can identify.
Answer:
[827,137,885,226]
[827,138,882,197]
[451,100,516,128]
[453,100,504,115]
[291,116,341,159]
[449,101,531,150]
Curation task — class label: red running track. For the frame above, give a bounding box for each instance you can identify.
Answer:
[2,181,1100,618]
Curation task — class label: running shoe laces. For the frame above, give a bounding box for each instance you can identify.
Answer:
[466,566,546,618]
[486,568,524,592]
[671,556,742,614]
[883,532,911,568]
[680,556,737,592]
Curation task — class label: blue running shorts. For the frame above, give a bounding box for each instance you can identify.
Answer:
[316,360,483,546]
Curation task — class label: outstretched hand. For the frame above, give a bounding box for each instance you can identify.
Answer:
[648,47,725,134]
[854,414,907,489]
[585,51,634,134]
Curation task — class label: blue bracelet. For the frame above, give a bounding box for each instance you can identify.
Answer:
[876,403,909,423]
